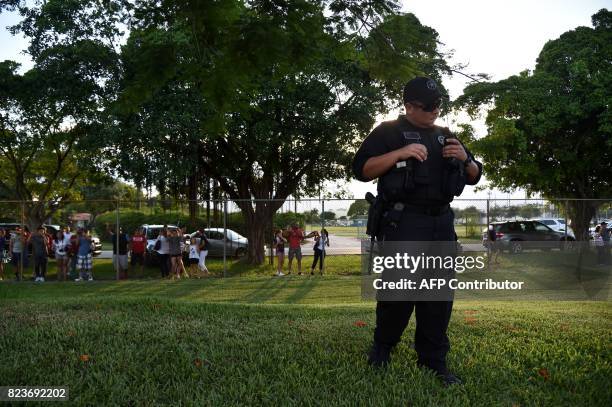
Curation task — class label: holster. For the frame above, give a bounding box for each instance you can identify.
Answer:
[365,192,384,238]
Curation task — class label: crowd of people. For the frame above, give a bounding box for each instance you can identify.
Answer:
[150,226,210,280]
[593,221,611,266]
[0,226,95,282]
[272,223,330,277]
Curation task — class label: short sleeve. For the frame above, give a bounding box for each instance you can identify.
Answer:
[352,123,393,182]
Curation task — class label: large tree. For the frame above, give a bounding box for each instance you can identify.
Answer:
[454,9,612,240]
[0,0,126,229]
[113,0,451,263]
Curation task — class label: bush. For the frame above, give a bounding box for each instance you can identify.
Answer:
[273,212,305,230]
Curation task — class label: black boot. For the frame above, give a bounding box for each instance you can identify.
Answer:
[367,342,392,368]
[418,363,463,386]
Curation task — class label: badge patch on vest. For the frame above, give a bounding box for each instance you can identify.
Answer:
[437,135,446,146]
[403,131,421,141]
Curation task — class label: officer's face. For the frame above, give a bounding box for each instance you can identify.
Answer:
[405,102,440,128]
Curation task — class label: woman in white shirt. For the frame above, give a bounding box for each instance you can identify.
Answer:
[52,231,69,281]
[310,228,329,276]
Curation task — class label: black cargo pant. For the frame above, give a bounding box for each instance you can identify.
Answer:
[34,254,47,278]
[159,254,170,277]
[375,208,455,372]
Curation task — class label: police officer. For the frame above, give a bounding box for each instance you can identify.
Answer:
[352,77,482,386]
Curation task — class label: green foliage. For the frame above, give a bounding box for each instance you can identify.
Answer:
[108,0,449,263]
[2,0,451,263]
[321,211,336,221]
[62,180,140,223]
[0,0,124,229]
[302,209,320,224]
[347,200,369,217]
[272,212,306,230]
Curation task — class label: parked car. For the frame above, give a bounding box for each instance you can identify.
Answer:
[482,220,575,254]
[529,218,575,239]
[187,228,248,258]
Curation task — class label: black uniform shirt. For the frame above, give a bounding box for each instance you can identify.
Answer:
[352,115,482,206]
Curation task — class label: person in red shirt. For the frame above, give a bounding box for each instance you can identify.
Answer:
[286,223,316,275]
[129,228,147,277]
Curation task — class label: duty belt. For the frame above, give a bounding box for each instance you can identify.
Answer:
[391,202,450,216]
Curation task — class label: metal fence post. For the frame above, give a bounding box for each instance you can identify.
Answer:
[486,198,490,228]
[116,200,120,280]
[321,199,326,275]
[223,199,227,278]
[20,201,25,281]
[269,202,274,266]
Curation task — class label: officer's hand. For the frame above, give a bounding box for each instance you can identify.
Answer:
[396,144,428,162]
[442,138,468,161]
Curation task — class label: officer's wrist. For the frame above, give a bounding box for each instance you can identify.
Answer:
[391,150,403,164]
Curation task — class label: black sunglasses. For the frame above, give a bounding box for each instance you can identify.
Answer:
[410,99,442,112]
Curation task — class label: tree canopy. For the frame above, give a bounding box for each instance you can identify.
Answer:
[109,0,451,263]
[454,9,612,239]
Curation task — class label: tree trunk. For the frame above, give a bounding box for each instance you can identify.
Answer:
[205,177,211,229]
[135,181,142,210]
[567,200,599,241]
[237,199,285,265]
[187,174,198,228]
[24,203,48,233]
[244,213,269,264]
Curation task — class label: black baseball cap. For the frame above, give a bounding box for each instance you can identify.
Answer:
[402,77,445,105]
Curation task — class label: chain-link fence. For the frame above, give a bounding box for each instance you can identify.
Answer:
[0,197,610,282]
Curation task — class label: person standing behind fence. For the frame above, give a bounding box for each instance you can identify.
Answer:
[601,221,610,265]
[311,228,330,276]
[286,223,317,275]
[487,224,500,265]
[68,230,79,279]
[167,228,185,279]
[0,229,6,280]
[107,223,129,279]
[187,237,201,277]
[273,229,287,277]
[130,228,147,277]
[594,225,605,266]
[30,227,49,282]
[53,230,69,281]
[9,226,28,281]
[198,234,210,276]
[63,226,76,277]
[155,227,170,278]
[75,229,94,281]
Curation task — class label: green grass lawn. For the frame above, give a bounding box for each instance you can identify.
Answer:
[0,256,610,405]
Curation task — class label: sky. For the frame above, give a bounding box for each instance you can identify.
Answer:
[1,0,610,213]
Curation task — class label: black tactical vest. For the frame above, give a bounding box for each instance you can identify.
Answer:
[378,116,465,206]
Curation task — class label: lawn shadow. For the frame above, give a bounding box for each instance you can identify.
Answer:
[284,277,321,303]
[240,276,291,303]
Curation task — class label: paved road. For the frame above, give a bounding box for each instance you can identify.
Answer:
[97,235,486,258]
